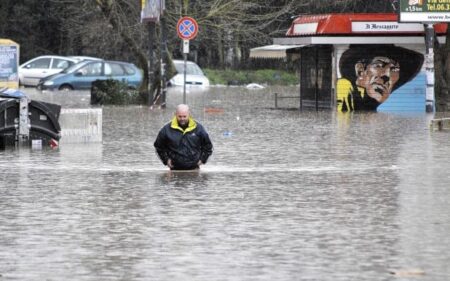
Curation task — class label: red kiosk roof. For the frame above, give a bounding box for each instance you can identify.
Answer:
[286,13,447,36]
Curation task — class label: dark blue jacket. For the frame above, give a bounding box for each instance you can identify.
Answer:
[154,117,213,170]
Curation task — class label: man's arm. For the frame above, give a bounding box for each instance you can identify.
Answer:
[199,128,213,164]
[154,128,170,165]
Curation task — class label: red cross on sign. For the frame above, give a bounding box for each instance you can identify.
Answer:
[177,17,198,40]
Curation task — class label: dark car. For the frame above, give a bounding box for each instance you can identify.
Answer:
[37,60,143,91]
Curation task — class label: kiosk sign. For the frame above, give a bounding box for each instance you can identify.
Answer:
[141,0,165,23]
[399,0,450,22]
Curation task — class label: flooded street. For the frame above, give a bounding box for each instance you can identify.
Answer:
[1,86,450,281]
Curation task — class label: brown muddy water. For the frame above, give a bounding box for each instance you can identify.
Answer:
[1,86,449,281]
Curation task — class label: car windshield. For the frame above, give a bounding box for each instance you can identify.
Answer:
[174,61,204,75]
[60,61,92,74]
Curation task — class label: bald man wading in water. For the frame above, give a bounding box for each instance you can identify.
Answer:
[154,104,213,170]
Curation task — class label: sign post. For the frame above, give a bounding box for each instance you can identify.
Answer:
[177,16,198,104]
[141,0,166,107]
[424,23,435,112]
[399,0,450,112]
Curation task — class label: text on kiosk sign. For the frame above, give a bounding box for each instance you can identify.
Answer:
[352,22,426,32]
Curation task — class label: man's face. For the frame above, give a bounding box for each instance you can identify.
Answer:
[176,108,189,127]
[355,56,400,103]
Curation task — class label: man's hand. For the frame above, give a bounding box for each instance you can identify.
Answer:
[167,159,174,168]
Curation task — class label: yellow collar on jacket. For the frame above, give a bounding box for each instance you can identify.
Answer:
[170,116,197,134]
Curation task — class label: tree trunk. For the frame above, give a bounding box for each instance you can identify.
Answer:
[97,0,149,101]
[217,30,224,68]
[435,23,450,112]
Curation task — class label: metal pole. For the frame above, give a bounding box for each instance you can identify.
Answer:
[315,48,319,111]
[183,53,187,104]
[299,49,302,111]
[182,39,190,104]
[160,16,167,108]
[425,23,435,113]
[148,22,155,106]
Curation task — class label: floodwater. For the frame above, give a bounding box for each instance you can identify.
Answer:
[1,86,450,281]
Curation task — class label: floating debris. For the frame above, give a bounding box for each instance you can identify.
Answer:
[204,107,224,114]
[246,83,265,89]
[389,269,425,277]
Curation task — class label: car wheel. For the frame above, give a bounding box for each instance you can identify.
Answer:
[59,85,73,91]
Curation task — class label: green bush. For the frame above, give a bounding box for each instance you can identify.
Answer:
[91,79,142,105]
[203,69,298,86]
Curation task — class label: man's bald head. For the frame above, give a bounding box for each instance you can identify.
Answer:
[175,104,190,128]
[176,104,190,115]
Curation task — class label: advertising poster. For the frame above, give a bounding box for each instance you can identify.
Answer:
[0,45,18,83]
[400,0,450,22]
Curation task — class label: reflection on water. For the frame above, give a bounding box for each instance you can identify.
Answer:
[158,170,209,187]
[0,86,450,280]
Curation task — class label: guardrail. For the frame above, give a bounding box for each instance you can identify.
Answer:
[430,117,450,131]
[274,92,300,109]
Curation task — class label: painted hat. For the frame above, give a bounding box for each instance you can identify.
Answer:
[339,44,424,91]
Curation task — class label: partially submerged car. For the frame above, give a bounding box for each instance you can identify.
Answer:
[168,60,210,88]
[19,55,79,86]
[37,60,143,91]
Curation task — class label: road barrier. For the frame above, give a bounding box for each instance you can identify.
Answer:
[59,108,102,144]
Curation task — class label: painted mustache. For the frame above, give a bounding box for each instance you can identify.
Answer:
[372,83,388,95]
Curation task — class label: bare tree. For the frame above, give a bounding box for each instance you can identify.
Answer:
[3,0,447,109]
[163,0,296,68]
[94,0,149,95]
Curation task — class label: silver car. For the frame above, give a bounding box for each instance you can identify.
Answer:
[18,55,79,86]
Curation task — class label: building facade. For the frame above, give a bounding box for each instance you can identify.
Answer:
[250,14,447,112]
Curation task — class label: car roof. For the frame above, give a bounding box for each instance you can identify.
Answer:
[19,55,79,67]
[68,59,136,70]
[105,60,134,64]
[30,55,78,61]
[68,56,102,62]
[173,59,198,64]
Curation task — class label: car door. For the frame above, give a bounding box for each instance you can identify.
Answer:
[105,62,128,84]
[71,61,104,89]
[49,58,75,76]
[20,57,51,86]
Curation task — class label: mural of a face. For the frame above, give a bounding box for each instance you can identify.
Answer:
[355,56,400,104]
[338,45,424,112]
